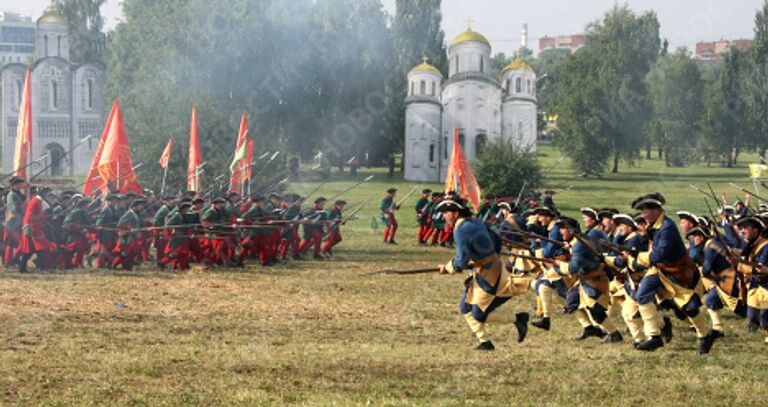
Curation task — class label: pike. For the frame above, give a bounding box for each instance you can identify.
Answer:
[328,175,374,201]
[689,184,719,202]
[252,151,280,181]
[0,153,48,182]
[30,136,92,181]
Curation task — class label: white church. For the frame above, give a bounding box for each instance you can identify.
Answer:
[1,10,104,177]
[404,23,538,182]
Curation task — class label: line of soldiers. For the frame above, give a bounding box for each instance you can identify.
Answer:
[433,191,768,354]
[1,176,352,272]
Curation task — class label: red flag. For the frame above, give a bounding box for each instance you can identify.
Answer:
[159,137,173,169]
[13,68,32,178]
[444,128,481,210]
[244,139,255,181]
[228,113,249,194]
[187,104,202,192]
[95,101,142,194]
[83,103,115,195]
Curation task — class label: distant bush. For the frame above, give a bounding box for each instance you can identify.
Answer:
[475,140,540,197]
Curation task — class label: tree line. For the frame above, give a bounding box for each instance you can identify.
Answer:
[551,2,768,175]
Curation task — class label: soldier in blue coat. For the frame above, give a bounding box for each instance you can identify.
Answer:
[436,197,529,351]
[624,193,715,354]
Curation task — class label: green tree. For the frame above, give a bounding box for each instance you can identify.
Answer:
[51,0,107,63]
[647,48,705,167]
[475,140,540,197]
[554,5,660,175]
[700,49,748,167]
[745,1,768,159]
[381,0,446,164]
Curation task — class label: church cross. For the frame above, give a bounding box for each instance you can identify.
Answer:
[465,18,475,30]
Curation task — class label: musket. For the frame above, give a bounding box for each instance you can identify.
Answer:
[328,175,374,201]
[75,162,144,190]
[285,183,325,209]
[729,182,768,204]
[689,184,719,202]
[393,186,418,210]
[500,230,565,247]
[252,151,280,181]
[502,238,533,251]
[327,198,370,232]
[0,153,49,182]
[541,156,566,179]
[514,180,528,207]
[362,267,440,276]
[30,136,92,181]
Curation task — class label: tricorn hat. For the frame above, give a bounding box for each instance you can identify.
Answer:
[632,193,666,210]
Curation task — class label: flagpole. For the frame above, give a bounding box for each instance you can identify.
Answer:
[161,163,169,196]
[116,159,121,191]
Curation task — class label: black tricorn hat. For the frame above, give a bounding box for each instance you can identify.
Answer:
[597,208,619,220]
[686,226,710,239]
[387,188,398,193]
[314,197,327,204]
[212,197,226,204]
[632,193,666,210]
[580,207,599,220]
[435,198,466,212]
[422,188,432,194]
[533,207,557,217]
[556,216,581,232]
[178,202,193,211]
[335,200,347,206]
[735,215,765,230]
[9,176,26,186]
[613,213,638,229]
[676,211,698,225]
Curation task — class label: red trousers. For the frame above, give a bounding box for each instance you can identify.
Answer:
[299,229,323,255]
[383,214,398,242]
[322,229,342,254]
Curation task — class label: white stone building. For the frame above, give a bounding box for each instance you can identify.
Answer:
[404,25,538,182]
[1,10,104,176]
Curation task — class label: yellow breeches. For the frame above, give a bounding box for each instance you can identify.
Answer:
[648,268,704,309]
[747,286,768,309]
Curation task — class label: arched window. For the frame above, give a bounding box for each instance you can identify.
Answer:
[443,136,448,159]
[410,81,414,96]
[57,36,62,57]
[458,132,465,150]
[454,55,459,73]
[479,56,484,73]
[506,80,510,93]
[429,144,435,162]
[475,134,487,156]
[51,80,59,109]
[44,35,49,57]
[527,79,532,94]
[16,80,23,105]
[44,143,66,176]
[515,78,522,93]
[420,80,426,94]
[87,79,94,109]
[431,82,435,96]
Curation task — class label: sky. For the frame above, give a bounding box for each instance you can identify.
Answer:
[3,0,765,55]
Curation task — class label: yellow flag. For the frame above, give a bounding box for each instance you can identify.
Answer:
[749,164,767,178]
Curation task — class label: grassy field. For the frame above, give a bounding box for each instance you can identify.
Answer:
[1,146,767,406]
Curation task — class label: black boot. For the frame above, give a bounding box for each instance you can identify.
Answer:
[749,322,759,334]
[475,341,495,351]
[531,317,550,331]
[514,312,529,343]
[661,316,673,343]
[710,330,725,340]
[573,325,604,341]
[697,334,715,355]
[636,335,664,351]
[603,331,624,344]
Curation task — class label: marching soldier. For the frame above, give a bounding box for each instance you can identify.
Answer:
[322,200,346,256]
[114,199,147,270]
[95,194,121,268]
[162,201,194,271]
[381,188,400,244]
[531,206,568,331]
[299,197,327,259]
[436,197,529,350]
[62,197,92,269]
[17,187,57,273]
[4,177,27,266]
[415,189,432,244]
[731,215,768,344]
[152,196,176,267]
[624,193,715,354]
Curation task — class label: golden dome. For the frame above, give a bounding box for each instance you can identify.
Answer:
[502,60,535,74]
[450,28,490,47]
[38,10,67,25]
[409,55,441,75]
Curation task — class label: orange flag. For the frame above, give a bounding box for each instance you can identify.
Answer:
[83,103,115,195]
[244,139,255,181]
[95,101,142,194]
[159,137,173,168]
[444,128,481,210]
[13,68,32,178]
[187,104,202,192]
[228,113,250,194]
